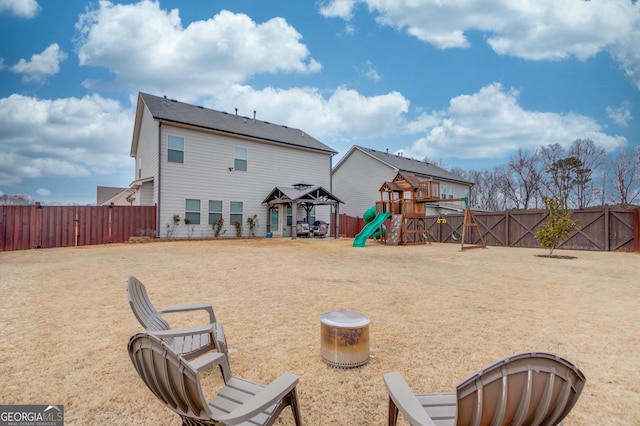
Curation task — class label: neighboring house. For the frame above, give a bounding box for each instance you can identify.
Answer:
[97,186,134,206]
[332,145,473,217]
[129,92,338,238]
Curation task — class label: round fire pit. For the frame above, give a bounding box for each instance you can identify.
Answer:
[321,311,370,368]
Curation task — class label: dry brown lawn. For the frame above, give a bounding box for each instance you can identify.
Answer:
[1,238,639,425]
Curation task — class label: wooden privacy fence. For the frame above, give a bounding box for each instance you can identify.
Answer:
[1,205,156,251]
[340,206,639,252]
[338,213,365,238]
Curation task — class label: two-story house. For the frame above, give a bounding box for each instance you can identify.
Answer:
[129,92,338,238]
[332,145,473,218]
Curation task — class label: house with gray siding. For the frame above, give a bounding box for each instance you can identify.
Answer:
[332,145,473,218]
[129,92,338,238]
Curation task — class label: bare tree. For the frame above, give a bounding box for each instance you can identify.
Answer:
[569,139,607,208]
[609,146,640,207]
[0,193,36,205]
[465,167,510,211]
[539,143,565,199]
[506,148,544,209]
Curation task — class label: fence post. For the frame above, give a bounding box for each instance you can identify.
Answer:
[634,207,640,253]
[506,209,510,247]
[604,204,610,252]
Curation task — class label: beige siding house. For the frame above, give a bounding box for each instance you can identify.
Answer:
[97,186,134,206]
[129,92,337,238]
[332,146,473,217]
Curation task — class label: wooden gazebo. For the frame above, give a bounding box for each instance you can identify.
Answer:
[262,182,343,239]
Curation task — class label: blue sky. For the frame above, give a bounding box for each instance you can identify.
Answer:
[1,0,638,204]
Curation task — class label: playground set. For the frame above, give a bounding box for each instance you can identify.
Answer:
[353,171,486,250]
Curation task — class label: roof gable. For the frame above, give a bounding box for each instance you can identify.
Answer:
[135,92,336,155]
[262,185,343,205]
[337,145,473,185]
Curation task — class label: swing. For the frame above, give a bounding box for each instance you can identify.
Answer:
[450,230,461,241]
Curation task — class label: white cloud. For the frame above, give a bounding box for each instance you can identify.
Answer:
[10,43,67,83]
[606,101,633,127]
[75,1,321,100]
[206,84,409,140]
[357,61,381,82]
[319,0,640,89]
[319,0,358,19]
[0,0,40,18]
[403,83,627,160]
[0,94,133,186]
[35,188,51,196]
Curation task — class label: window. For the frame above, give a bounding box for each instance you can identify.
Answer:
[286,206,292,226]
[441,185,447,200]
[234,147,247,171]
[185,199,200,224]
[168,135,184,163]
[310,207,316,225]
[208,200,222,225]
[230,201,243,226]
[449,187,454,199]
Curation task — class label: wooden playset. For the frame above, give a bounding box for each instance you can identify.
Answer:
[373,172,486,250]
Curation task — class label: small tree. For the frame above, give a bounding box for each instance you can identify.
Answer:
[234,221,243,237]
[246,214,258,237]
[535,196,580,256]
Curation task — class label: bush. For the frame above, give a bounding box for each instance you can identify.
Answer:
[535,196,580,256]
[212,217,225,238]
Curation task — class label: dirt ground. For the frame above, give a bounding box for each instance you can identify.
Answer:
[1,238,639,425]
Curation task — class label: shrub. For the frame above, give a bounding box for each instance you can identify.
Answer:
[535,196,580,256]
[212,217,225,238]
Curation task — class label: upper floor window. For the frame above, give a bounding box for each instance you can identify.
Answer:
[168,135,184,163]
[234,147,247,171]
[208,200,223,225]
[185,199,200,224]
[441,185,447,200]
[449,187,454,199]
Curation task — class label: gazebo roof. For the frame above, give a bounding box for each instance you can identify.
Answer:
[262,185,343,206]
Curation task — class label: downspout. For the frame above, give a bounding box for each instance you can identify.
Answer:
[330,152,337,238]
[157,120,162,238]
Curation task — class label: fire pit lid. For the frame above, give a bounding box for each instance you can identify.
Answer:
[321,311,370,327]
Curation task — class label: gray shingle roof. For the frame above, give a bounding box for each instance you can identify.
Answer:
[139,92,336,154]
[353,145,473,185]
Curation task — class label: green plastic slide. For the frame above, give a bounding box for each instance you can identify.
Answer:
[353,211,392,247]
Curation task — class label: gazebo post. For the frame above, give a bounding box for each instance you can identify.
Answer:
[334,203,339,238]
[291,201,299,239]
[265,204,271,235]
